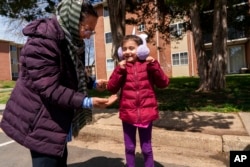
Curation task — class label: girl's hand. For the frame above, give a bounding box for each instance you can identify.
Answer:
[96,79,108,91]
[105,94,118,106]
[146,56,155,63]
[119,60,126,69]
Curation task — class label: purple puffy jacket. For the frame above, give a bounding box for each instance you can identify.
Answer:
[0,17,86,156]
[107,60,169,124]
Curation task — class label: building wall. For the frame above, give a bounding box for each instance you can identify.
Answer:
[103,11,113,79]
[171,34,190,77]
[0,40,11,80]
[94,4,107,80]
[157,32,172,77]
[0,40,23,81]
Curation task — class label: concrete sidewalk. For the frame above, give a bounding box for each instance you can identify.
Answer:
[1,104,250,154]
[77,108,250,154]
[0,104,5,112]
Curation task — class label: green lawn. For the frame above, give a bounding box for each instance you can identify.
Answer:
[1,74,249,112]
[155,75,250,112]
[89,74,250,112]
[0,80,15,103]
[0,80,15,88]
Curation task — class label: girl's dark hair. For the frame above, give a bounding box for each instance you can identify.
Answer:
[80,1,98,21]
[121,35,143,46]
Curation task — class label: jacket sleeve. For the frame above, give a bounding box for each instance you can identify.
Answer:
[107,66,126,94]
[147,60,170,88]
[22,38,85,109]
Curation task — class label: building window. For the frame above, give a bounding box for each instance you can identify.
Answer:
[228,27,245,40]
[172,52,188,65]
[10,45,17,52]
[106,58,114,71]
[170,22,184,37]
[228,45,245,73]
[11,57,18,65]
[105,32,112,43]
[12,72,18,78]
[138,24,146,32]
[103,6,109,17]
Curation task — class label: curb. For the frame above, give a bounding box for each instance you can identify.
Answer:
[77,125,223,153]
[77,124,250,154]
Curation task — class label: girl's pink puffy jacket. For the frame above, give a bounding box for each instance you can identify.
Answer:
[107,60,169,124]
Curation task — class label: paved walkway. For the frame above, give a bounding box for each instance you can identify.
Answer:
[77,109,250,154]
[0,104,6,112]
[0,88,13,93]
[1,104,250,154]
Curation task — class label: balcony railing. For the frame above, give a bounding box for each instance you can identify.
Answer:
[203,29,246,43]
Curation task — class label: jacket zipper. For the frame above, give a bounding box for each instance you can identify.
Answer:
[134,65,141,124]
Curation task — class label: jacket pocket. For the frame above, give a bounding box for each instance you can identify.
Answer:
[29,105,45,132]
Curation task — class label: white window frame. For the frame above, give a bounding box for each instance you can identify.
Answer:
[172,52,188,65]
[170,22,184,37]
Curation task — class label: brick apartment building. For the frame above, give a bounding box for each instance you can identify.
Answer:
[1,0,249,81]
[0,39,22,81]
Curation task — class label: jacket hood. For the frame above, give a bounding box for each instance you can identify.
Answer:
[22,17,65,41]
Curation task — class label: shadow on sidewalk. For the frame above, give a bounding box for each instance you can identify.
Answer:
[92,109,248,136]
[68,156,165,167]
[153,111,247,136]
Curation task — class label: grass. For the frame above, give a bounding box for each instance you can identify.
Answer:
[0,80,15,88]
[89,74,250,112]
[0,91,12,104]
[1,74,249,112]
[0,80,15,103]
[154,75,250,112]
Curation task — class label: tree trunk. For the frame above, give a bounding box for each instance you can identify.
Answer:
[208,0,227,90]
[189,0,209,92]
[107,0,126,62]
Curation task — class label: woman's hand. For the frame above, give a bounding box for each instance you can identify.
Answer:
[92,94,118,108]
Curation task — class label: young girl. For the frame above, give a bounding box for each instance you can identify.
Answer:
[107,35,170,167]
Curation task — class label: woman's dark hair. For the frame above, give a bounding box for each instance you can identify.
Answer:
[80,1,98,21]
[121,35,143,47]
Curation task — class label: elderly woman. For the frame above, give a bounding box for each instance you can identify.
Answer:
[0,0,117,166]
